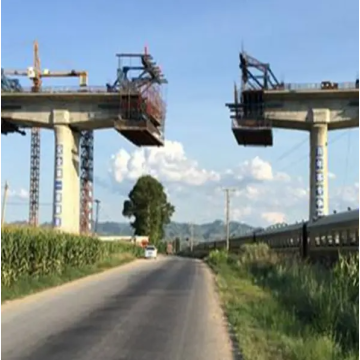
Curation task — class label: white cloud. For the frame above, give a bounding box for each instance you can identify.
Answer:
[110,140,220,186]
[233,156,273,181]
[232,207,253,221]
[261,212,286,224]
[330,182,359,212]
[8,188,29,199]
[106,139,358,227]
[244,185,260,200]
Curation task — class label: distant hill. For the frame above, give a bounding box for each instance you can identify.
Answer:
[7,219,256,242]
[95,220,255,242]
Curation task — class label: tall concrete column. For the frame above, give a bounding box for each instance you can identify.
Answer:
[309,122,329,220]
[53,124,80,233]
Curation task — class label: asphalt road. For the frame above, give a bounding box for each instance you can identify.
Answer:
[2,256,234,360]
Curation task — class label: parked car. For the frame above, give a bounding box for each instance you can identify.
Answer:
[144,245,158,259]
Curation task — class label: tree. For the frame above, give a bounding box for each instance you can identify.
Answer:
[122,175,175,244]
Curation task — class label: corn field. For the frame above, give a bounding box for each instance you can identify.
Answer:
[1,226,142,286]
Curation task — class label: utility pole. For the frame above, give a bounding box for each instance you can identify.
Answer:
[2,182,9,227]
[94,199,100,234]
[190,222,194,252]
[222,188,236,251]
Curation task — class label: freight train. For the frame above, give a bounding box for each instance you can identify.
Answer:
[191,209,359,260]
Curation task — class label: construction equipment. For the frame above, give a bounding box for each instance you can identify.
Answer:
[107,46,168,147]
[1,41,91,230]
[226,51,283,147]
[1,69,26,135]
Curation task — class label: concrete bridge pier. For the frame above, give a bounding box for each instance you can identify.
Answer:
[53,120,80,233]
[309,110,329,220]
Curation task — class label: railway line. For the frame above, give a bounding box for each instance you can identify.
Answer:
[190,209,359,262]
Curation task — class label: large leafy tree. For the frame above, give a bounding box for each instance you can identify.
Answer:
[122,175,175,244]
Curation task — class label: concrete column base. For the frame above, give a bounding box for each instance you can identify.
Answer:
[53,124,80,234]
[309,123,329,219]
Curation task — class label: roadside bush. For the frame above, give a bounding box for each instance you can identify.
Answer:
[208,244,359,356]
[1,225,141,286]
[207,249,228,265]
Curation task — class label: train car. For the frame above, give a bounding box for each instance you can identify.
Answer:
[307,209,359,259]
[255,222,305,255]
[228,233,253,253]
[190,209,359,262]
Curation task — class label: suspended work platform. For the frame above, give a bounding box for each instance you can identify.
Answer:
[114,117,163,146]
[226,51,284,147]
[107,50,167,147]
[227,87,273,146]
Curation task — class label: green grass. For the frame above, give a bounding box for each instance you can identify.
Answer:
[2,252,137,303]
[206,245,358,360]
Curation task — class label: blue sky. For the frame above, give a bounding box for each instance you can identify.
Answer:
[1,0,359,227]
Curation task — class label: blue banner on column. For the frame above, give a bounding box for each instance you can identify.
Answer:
[54,143,63,227]
[315,145,324,216]
[55,180,62,190]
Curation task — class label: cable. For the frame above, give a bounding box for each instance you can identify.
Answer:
[274,136,308,163]
[339,130,352,199]
[7,202,52,206]
[278,130,351,172]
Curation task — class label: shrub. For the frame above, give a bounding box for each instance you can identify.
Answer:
[207,249,228,265]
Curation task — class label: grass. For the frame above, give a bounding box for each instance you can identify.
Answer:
[2,252,137,303]
[206,245,358,360]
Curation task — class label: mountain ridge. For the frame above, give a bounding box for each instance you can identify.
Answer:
[8,219,257,242]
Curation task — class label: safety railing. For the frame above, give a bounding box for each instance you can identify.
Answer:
[268,81,358,92]
[2,86,110,94]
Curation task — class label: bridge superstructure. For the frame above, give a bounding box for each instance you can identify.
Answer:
[1,46,168,234]
[226,51,359,220]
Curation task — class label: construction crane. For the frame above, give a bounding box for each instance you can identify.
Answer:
[2,41,91,231]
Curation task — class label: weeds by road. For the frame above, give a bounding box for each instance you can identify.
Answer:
[207,244,358,360]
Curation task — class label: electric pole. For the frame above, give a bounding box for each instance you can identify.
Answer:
[1,182,9,227]
[94,199,100,234]
[222,188,236,251]
[190,222,194,252]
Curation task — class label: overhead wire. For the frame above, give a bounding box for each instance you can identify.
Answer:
[339,130,352,199]
[274,135,308,163]
[273,96,356,172]
[277,130,351,172]
[7,201,52,206]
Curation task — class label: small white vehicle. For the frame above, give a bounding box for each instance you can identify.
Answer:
[144,245,158,259]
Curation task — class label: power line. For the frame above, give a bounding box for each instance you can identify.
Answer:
[7,202,52,206]
[340,130,352,199]
[274,136,308,163]
[278,130,351,172]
